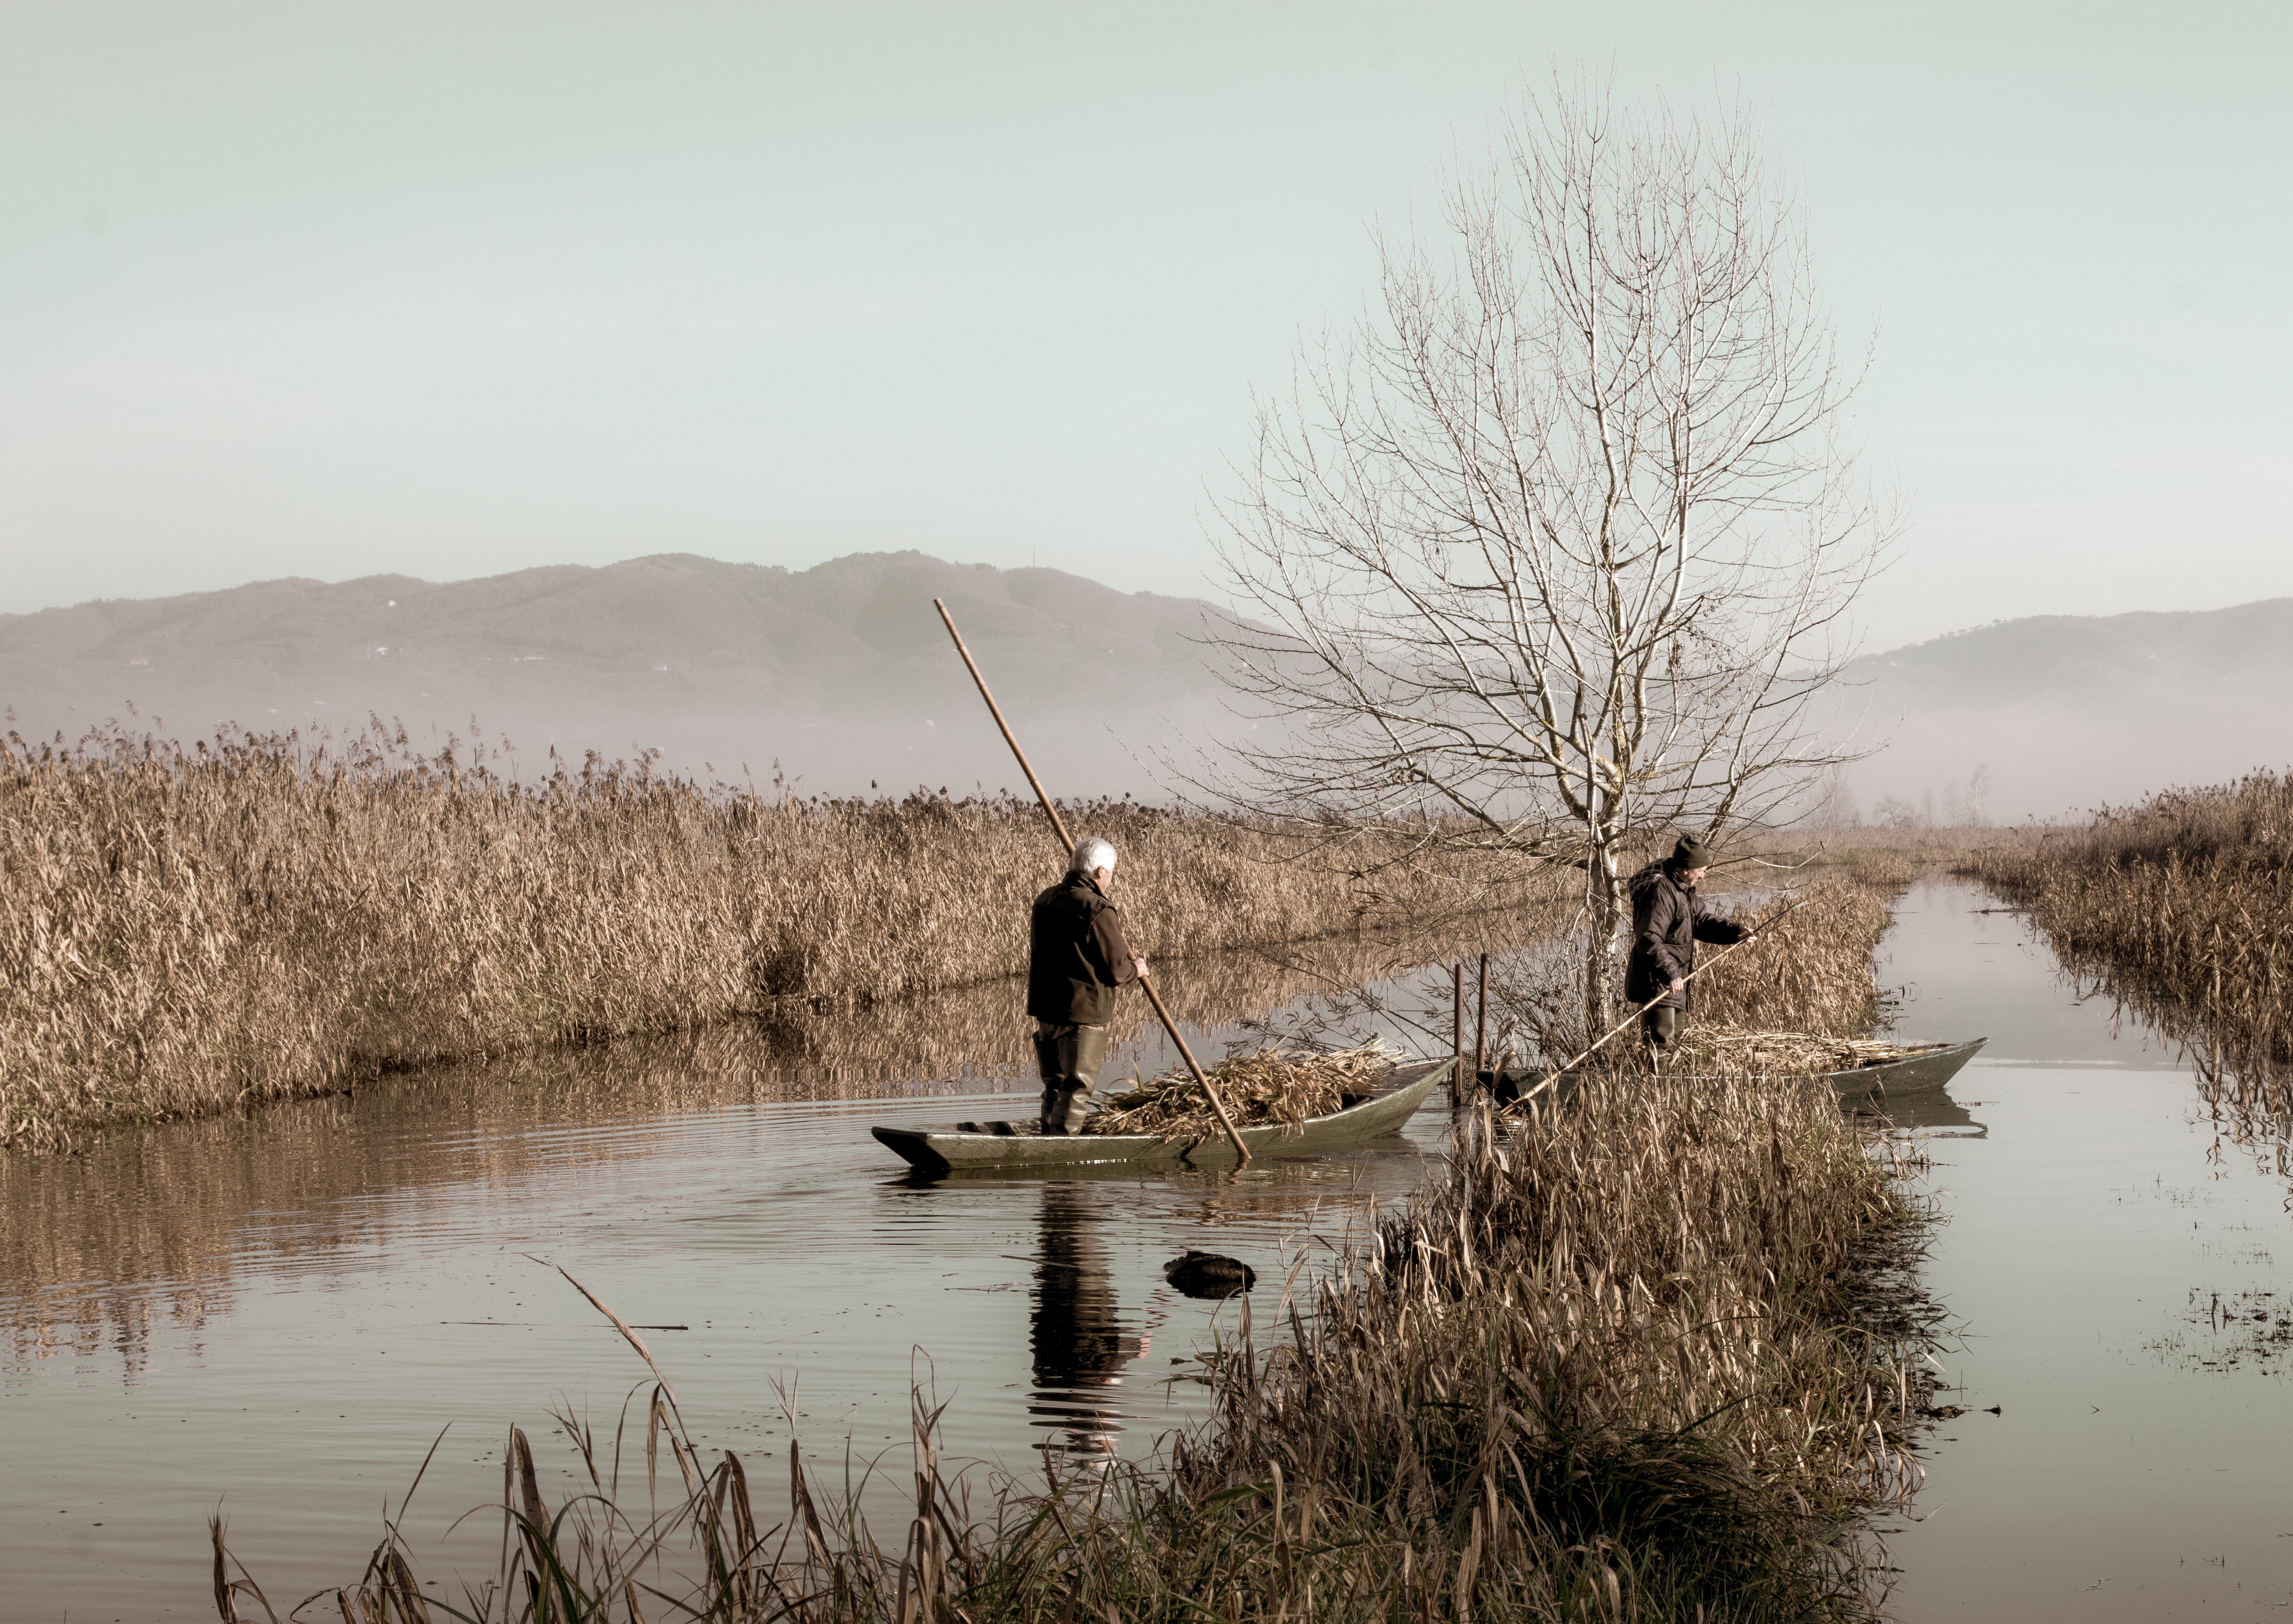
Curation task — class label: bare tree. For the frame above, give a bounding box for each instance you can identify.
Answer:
[1198,84,1892,1042]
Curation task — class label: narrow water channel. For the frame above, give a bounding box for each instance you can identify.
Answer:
[1878,880,2293,1619]
[0,955,1459,1617]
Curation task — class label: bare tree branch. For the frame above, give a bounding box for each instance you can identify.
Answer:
[1178,79,1894,1038]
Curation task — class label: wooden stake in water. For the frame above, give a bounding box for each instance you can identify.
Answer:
[1475,952,1490,1080]
[1452,963,1465,1102]
[932,598,1251,1164]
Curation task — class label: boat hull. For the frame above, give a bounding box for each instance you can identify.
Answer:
[872,1058,1454,1177]
[1823,1037,1987,1107]
[1484,1038,1987,1110]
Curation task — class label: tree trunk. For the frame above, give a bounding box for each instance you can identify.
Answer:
[1582,840,1624,1043]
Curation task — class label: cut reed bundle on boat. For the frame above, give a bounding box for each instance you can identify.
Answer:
[1665,1027,1934,1075]
[1084,1044,1400,1140]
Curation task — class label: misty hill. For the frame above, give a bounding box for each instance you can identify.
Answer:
[1838,598,2293,823]
[10,555,2290,818]
[0,553,1244,797]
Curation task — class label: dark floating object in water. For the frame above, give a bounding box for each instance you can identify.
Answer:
[1164,1250,1255,1299]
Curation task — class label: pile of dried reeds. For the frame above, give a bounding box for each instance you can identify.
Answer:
[0,721,1530,1152]
[1084,1044,1397,1138]
[1665,1027,1934,1076]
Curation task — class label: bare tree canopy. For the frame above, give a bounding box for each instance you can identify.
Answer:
[1199,83,1893,1032]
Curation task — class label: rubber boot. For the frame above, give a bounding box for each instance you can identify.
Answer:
[1034,1022,1066,1133]
[1052,1086,1093,1135]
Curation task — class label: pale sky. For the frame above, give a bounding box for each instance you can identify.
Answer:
[1,1,2284,649]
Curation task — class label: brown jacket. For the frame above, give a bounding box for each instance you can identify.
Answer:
[1624,862,1747,1011]
[1028,874,1139,1025]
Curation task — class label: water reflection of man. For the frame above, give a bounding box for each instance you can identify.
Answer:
[1029,1183,1148,1458]
[1626,834,1757,1056]
[1028,837,1149,1135]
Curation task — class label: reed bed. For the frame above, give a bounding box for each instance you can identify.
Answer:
[1,723,1527,1152]
[220,874,1937,1622]
[1692,882,1899,1041]
[1969,769,2293,1149]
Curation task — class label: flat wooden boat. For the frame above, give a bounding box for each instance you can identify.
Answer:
[1822,1038,1987,1106]
[1486,1038,1987,1110]
[873,1058,1454,1177]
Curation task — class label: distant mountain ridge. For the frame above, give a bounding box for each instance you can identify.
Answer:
[0,552,1241,795]
[1845,598,2293,708]
[6,555,2287,815]
[1838,598,2293,822]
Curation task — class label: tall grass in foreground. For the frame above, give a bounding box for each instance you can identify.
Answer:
[1969,770,2293,1150]
[1,724,1523,1152]
[217,874,1936,1623]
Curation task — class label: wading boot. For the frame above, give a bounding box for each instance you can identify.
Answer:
[1051,1085,1095,1136]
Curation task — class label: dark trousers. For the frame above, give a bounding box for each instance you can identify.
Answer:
[1034,1021,1109,1133]
[1642,1004,1681,1053]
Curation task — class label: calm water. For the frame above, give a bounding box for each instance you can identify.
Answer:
[0,967,1458,1617]
[1879,881,2293,1619]
[10,881,2293,1616]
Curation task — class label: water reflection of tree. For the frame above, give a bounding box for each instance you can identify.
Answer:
[1027,1184,1147,1461]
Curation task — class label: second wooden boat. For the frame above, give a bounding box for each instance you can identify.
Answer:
[1485,1038,1987,1109]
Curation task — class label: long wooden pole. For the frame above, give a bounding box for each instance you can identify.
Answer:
[933,598,1252,1164]
[1514,895,1812,1107]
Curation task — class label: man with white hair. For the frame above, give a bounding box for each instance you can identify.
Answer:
[1027,835,1149,1134]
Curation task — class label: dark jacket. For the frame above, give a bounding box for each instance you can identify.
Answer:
[1028,874,1140,1025]
[1624,862,1747,1011]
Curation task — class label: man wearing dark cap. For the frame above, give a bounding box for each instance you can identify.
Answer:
[1624,833,1756,1056]
[1028,835,1148,1134]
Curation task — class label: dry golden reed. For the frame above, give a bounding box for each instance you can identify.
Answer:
[225,877,1936,1622]
[1,723,1523,1151]
[1082,1043,1397,1138]
[1971,769,2293,1142]
[1694,879,1899,1039]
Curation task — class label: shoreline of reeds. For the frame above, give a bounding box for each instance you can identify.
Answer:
[1965,769,2293,1148]
[1,721,1537,1154]
[212,868,1944,1622]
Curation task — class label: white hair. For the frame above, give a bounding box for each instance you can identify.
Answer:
[1070,836,1118,876]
